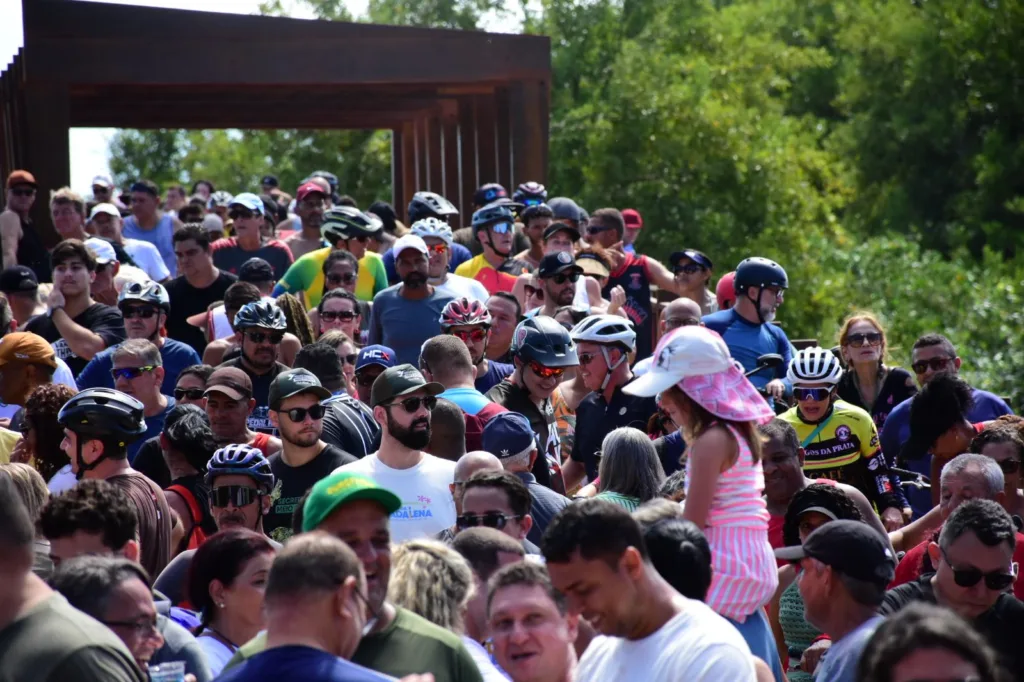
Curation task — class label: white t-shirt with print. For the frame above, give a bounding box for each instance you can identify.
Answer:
[334,453,456,543]
[123,238,171,282]
[575,598,756,682]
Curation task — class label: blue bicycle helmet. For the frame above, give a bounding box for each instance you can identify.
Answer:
[472,203,516,235]
[205,443,275,493]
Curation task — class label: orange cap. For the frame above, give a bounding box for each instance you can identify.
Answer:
[0,332,57,369]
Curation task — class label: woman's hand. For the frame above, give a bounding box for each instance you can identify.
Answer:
[881,506,905,531]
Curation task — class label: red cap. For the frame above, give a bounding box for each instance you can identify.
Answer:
[716,271,737,310]
[296,181,327,202]
[622,208,642,229]
[6,170,37,189]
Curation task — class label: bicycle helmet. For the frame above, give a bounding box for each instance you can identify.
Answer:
[570,315,636,390]
[207,191,234,209]
[787,347,843,386]
[408,192,459,223]
[472,203,516,234]
[410,217,454,246]
[321,206,383,244]
[440,297,492,330]
[510,316,579,368]
[205,443,275,493]
[734,257,789,293]
[308,170,339,194]
[58,388,148,478]
[474,183,509,207]
[233,300,287,331]
[513,181,547,206]
[521,203,554,223]
[118,281,170,312]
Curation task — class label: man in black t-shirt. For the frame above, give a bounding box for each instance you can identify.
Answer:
[217,300,289,434]
[24,239,126,376]
[265,369,357,542]
[164,224,237,354]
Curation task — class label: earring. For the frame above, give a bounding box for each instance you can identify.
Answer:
[218,603,225,608]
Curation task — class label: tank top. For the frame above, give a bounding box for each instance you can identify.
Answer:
[695,422,769,528]
[602,253,653,360]
[251,432,273,458]
[122,213,176,277]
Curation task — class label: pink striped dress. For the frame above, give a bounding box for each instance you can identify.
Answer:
[686,422,778,622]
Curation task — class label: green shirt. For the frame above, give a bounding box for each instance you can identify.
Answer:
[275,247,387,306]
[593,491,642,511]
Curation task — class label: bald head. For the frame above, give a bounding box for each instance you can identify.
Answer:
[662,298,703,332]
[453,452,504,514]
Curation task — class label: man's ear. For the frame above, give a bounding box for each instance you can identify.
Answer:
[153,366,165,385]
[247,398,257,415]
[797,447,807,467]
[519,514,533,540]
[268,409,280,429]
[620,546,644,580]
[927,542,941,567]
[121,539,141,563]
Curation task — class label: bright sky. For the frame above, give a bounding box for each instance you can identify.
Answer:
[0,0,527,194]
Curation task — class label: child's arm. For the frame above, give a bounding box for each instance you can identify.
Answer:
[681,426,737,529]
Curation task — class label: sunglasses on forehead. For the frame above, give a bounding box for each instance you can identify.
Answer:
[211,485,261,508]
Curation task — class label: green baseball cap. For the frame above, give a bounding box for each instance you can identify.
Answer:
[302,471,403,533]
[268,368,332,411]
[369,363,444,408]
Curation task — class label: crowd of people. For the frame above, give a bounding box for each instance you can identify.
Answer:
[0,168,1020,682]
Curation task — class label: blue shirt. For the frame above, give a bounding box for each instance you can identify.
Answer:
[702,308,795,392]
[440,387,492,416]
[215,645,394,682]
[383,242,472,285]
[122,213,177,277]
[76,338,202,396]
[475,360,514,395]
[129,396,176,463]
[881,387,1013,518]
[367,285,455,366]
[814,615,884,682]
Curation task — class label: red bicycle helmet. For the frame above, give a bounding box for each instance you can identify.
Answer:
[439,297,492,330]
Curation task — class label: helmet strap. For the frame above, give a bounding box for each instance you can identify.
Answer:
[748,287,767,325]
[599,345,627,392]
[74,437,109,480]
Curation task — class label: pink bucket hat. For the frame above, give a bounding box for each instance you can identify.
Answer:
[624,326,774,424]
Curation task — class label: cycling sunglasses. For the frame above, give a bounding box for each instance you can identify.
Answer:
[245,330,284,345]
[211,485,261,508]
[450,328,487,343]
[282,404,327,422]
[528,361,565,379]
[673,263,704,275]
[426,243,448,254]
[320,310,357,322]
[942,549,1017,591]
[793,387,832,402]
[546,272,580,285]
[846,332,883,347]
[228,208,255,221]
[385,396,438,413]
[122,306,159,320]
[456,512,523,532]
[521,198,543,207]
[489,222,513,235]
[110,365,157,381]
[911,357,954,375]
[326,272,357,285]
[173,387,205,401]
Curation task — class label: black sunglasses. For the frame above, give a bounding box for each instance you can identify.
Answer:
[456,512,523,532]
[547,272,580,285]
[228,209,255,220]
[846,332,883,347]
[997,459,1021,475]
[326,272,357,285]
[122,306,159,320]
[173,387,205,401]
[211,485,261,508]
[10,188,35,197]
[245,330,284,345]
[282,404,327,422]
[384,396,437,413]
[911,357,954,375]
[942,549,1017,591]
[321,310,357,322]
[673,263,704,275]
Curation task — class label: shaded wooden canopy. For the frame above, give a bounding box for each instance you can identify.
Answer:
[0,0,551,246]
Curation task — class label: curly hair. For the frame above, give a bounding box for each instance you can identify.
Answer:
[970,422,1024,460]
[24,383,78,482]
[40,479,137,551]
[782,483,862,547]
[388,539,474,634]
[274,292,315,347]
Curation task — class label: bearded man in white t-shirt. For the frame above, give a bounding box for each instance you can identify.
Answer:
[334,364,456,542]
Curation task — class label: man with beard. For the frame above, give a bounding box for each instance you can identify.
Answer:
[217,300,290,434]
[281,181,328,260]
[368,235,454,365]
[77,281,201,394]
[703,257,794,404]
[456,204,534,295]
[410,218,488,303]
[439,297,514,394]
[264,369,358,542]
[514,203,553,269]
[334,364,455,542]
[533,252,584,318]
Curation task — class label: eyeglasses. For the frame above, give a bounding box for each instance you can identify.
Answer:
[122,306,159,320]
[326,272,357,285]
[578,352,599,366]
[450,328,487,343]
[846,332,883,347]
[794,387,832,402]
[426,243,447,255]
[673,263,704,275]
[524,285,544,301]
[321,309,357,322]
[456,512,524,532]
[528,361,565,379]
[545,272,580,285]
[997,458,1021,475]
[110,365,157,381]
[911,357,954,375]
[384,396,437,413]
[173,387,205,401]
[10,188,35,197]
[211,485,261,508]
[245,330,285,345]
[489,223,513,235]
[282,404,327,422]
[101,616,160,639]
[586,224,612,234]
[941,549,1017,591]
[341,353,357,366]
[228,209,255,221]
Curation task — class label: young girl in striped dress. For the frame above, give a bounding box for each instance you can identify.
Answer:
[624,325,781,678]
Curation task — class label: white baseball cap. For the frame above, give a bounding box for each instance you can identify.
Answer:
[88,203,121,221]
[91,174,114,188]
[84,237,118,265]
[623,325,735,397]
[394,234,428,258]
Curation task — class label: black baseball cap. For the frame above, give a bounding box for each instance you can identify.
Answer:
[538,252,583,279]
[542,221,581,243]
[774,520,896,588]
[261,175,279,187]
[268,368,332,410]
[670,249,714,271]
[0,265,38,294]
[238,257,275,284]
[369,364,443,408]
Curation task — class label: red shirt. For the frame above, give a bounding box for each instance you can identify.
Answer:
[769,479,838,567]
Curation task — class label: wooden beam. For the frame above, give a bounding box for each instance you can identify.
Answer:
[458,97,478,224]
[507,79,549,185]
[23,81,69,248]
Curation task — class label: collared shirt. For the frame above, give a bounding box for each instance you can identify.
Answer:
[513,470,570,546]
[572,381,658,481]
[487,379,556,491]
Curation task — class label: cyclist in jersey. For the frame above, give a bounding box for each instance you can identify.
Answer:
[273,206,388,307]
[455,203,534,294]
[383,191,471,283]
[778,347,907,530]
[703,257,793,401]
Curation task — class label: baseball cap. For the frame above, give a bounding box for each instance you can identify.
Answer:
[229,192,264,216]
[85,238,118,265]
[203,214,224,234]
[538,251,583,279]
[622,209,643,229]
[369,363,444,408]
[670,249,713,271]
[0,265,38,294]
[296,181,327,202]
[548,197,582,223]
[542,221,581,243]
[261,175,279,188]
[482,412,537,460]
[238,258,275,284]
[624,326,737,397]
[575,252,610,278]
[302,471,402,533]
[6,170,36,189]
[356,345,396,372]
[88,203,121,221]
[0,332,57,369]
[268,368,332,410]
[204,367,253,401]
[394,234,428,259]
[774,520,896,588]
[91,174,114,189]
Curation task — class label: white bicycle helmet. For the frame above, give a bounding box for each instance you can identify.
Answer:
[570,315,636,391]
[787,347,843,386]
[411,217,454,246]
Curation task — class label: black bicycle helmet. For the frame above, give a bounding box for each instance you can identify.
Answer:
[321,206,383,244]
[510,316,579,368]
[472,203,516,235]
[233,300,287,331]
[205,443,275,493]
[58,388,148,441]
[408,192,459,223]
[118,281,171,312]
[513,181,547,206]
[521,203,554,223]
[734,257,789,293]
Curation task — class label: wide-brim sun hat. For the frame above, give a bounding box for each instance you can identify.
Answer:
[624,326,774,424]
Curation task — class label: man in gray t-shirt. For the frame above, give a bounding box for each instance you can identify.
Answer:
[368,235,454,366]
